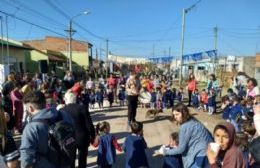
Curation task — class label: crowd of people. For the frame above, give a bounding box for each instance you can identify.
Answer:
[0,69,259,168]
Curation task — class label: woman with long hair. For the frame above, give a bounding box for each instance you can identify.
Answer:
[187,74,196,106]
[162,103,213,168]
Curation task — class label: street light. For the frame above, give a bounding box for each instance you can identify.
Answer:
[178,0,201,85]
[68,11,91,72]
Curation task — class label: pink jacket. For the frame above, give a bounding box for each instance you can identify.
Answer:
[188,80,196,91]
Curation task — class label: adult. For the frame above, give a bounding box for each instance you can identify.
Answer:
[187,74,196,106]
[62,91,96,168]
[63,71,75,89]
[86,77,94,91]
[126,72,141,125]
[20,91,73,168]
[246,78,259,99]
[163,103,213,168]
[207,74,219,91]
[1,74,15,131]
[107,74,117,102]
[207,122,245,168]
[10,83,23,134]
[0,110,20,168]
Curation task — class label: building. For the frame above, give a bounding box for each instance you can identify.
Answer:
[176,55,255,82]
[23,36,93,71]
[0,37,31,72]
[255,53,260,84]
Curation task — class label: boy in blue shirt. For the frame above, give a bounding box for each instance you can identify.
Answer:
[229,95,242,132]
[123,122,149,168]
[191,89,200,108]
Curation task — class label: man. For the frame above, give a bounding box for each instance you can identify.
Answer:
[20,91,73,168]
[62,91,96,168]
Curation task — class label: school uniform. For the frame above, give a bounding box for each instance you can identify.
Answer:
[191,93,199,108]
[230,103,242,132]
[97,133,121,168]
[123,134,149,168]
[162,147,183,168]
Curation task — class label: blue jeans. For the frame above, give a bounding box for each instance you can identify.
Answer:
[190,156,209,168]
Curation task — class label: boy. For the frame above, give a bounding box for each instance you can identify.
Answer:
[123,122,149,168]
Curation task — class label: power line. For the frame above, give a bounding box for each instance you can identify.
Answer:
[43,0,106,41]
[0,9,67,37]
[2,0,66,29]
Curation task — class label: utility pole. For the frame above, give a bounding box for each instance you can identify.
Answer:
[178,0,202,85]
[214,26,218,73]
[106,39,109,79]
[68,20,73,72]
[179,8,186,85]
[0,16,4,64]
[5,16,9,67]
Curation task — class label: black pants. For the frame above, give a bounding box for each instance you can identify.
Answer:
[127,95,138,123]
[71,146,88,168]
[188,90,193,106]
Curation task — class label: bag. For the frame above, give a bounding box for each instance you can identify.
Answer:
[33,111,76,166]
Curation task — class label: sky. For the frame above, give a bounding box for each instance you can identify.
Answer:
[0,0,259,59]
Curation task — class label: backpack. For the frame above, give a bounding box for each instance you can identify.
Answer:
[33,111,76,166]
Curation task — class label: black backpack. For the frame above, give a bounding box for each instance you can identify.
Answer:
[33,111,76,166]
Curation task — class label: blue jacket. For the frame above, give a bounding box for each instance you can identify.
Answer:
[208,93,216,107]
[230,104,242,120]
[163,147,182,168]
[95,91,104,102]
[177,92,183,102]
[222,105,231,120]
[191,93,199,106]
[150,92,157,103]
[123,134,149,168]
[118,90,126,101]
[97,134,117,166]
[164,119,213,168]
[20,108,73,168]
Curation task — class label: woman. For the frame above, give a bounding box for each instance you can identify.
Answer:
[246,78,259,99]
[207,74,219,92]
[187,74,196,106]
[10,83,23,134]
[163,103,213,168]
[207,122,245,168]
[126,72,140,125]
[0,109,20,168]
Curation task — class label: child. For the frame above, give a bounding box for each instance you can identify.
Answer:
[221,96,231,121]
[123,122,149,168]
[170,88,177,108]
[235,133,249,168]
[191,89,200,108]
[107,89,114,107]
[230,95,242,132]
[208,88,216,115]
[165,87,173,108]
[154,132,183,168]
[177,87,184,102]
[241,121,256,142]
[89,90,96,109]
[94,122,122,168]
[118,87,126,106]
[200,89,208,112]
[96,88,104,109]
[150,89,157,109]
[156,87,163,111]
